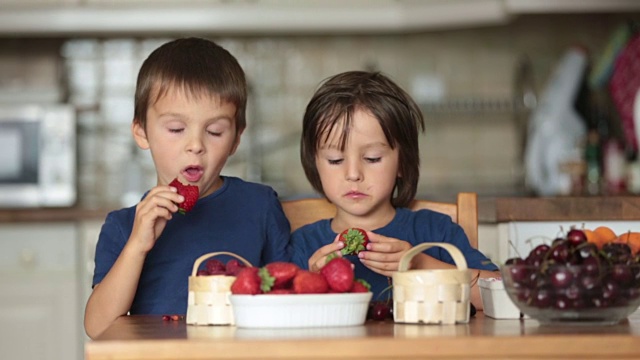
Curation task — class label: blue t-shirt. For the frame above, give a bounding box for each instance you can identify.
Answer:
[290,207,497,298]
[92,176,291,315]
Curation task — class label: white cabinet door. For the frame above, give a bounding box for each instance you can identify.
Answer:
[0,223,80,360]
[0,275,78,360]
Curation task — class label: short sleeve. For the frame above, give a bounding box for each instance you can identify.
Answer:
[92,212,129,287]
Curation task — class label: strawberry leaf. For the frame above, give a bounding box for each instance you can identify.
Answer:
[258,267,275,293]
[355,278,371,290]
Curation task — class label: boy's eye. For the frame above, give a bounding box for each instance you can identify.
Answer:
[328,158,343,165]
[365,157,381,163]
[169,128,184,133]
[207,130,222,136]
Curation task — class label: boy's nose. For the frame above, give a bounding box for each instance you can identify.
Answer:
[186,135,205,154]
[345,160,362,182]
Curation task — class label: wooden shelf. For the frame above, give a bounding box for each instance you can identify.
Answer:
[495,196,640,222]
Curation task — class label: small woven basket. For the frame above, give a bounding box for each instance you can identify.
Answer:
[186,252,252,326]
[392,242,471,325]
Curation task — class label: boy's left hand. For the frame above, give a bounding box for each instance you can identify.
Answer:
[357,231,412,277]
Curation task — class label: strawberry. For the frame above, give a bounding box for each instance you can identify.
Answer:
[321,257,355,293]
[196,270,209,276]
[205,259,226,275]
[225,259,246,276]
[339,228,369,255]
[350,279,371,293]
[266,289,295,295]
[293,270,329,294]
[169,178,199,214]
[263,262,300,289]
[230,267,261,295]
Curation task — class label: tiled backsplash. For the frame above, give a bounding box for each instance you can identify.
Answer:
[0,14,630,208]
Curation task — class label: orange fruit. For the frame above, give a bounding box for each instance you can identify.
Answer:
[583,229,598,243]
[584,229,606,249]
[594,226,617,243]
[614,232,640,255]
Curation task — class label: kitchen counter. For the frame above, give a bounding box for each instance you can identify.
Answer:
[0,206,109,223]
[3,196,640,224]
[86,312,640,360]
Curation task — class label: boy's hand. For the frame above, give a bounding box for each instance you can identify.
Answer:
[128,185,183,254]
[357,231,412,277]
[308,234,344,272]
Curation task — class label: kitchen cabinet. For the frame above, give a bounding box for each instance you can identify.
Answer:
[494,196,640,262]
[0,223,81,360]
[0,0,78,5]
[497,220,640,262]
[0,0,637,36]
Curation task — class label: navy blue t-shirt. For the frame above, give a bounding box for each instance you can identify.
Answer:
[92,176,291,315]
[290,207,498,298]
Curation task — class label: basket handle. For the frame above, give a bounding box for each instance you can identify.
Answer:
[191,252,253,276]
[398,242,468,272]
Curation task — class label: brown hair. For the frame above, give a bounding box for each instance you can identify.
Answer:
[134,37,247,133]
[300,71,425,208]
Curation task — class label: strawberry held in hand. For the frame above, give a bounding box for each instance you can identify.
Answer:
[339,228,369,255]
[169,178,199,214]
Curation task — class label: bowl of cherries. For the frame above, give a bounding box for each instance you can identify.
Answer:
[501,228,640,325]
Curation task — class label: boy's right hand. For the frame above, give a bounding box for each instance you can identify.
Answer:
[308,234,344,272]
[128,185,183,254]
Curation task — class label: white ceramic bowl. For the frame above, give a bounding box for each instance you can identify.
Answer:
[229,292,372,329]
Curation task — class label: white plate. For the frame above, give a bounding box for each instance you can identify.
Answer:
[230,292,372,329]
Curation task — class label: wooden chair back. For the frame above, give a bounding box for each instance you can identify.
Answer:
[281,192,478,249]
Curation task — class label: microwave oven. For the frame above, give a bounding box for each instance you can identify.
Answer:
[0,105,76,208]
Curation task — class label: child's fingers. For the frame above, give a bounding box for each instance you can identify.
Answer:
[364,231,390,243]
[331,233,342,244]
[359,258,396,276]
[140,186,183,213]
[308,242,344,272]
[365,235,411,254]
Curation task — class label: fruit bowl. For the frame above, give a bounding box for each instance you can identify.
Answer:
[501,230,640,326]
[501,263,640,325]
[229,292,372,329]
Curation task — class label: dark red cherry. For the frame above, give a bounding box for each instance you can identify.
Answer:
[550,243,571,263]
[505,257,525,265]
[611,264,633,285]
[550,266,574,288]
[582,255,601,277]
[508,264,531,285]
[566,229,587,247]
[371,302,391,321]
[533,244,551,257]
[532,288,553,308]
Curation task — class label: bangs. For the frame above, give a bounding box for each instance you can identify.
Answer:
[149,72,240,107]
[315,106,351,152]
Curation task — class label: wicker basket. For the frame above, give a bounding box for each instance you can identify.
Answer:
[186,252,252,326]
[392,242,471,325]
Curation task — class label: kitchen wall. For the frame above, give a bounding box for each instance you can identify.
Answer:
[1,13,636,209]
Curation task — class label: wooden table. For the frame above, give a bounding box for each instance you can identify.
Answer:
[86,311,640,360]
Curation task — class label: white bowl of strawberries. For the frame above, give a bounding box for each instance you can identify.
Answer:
[229,257,372,328]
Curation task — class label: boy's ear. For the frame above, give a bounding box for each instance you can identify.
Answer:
[132,121,150,150]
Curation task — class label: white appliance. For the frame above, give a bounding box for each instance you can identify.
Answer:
[0,104,76,207]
